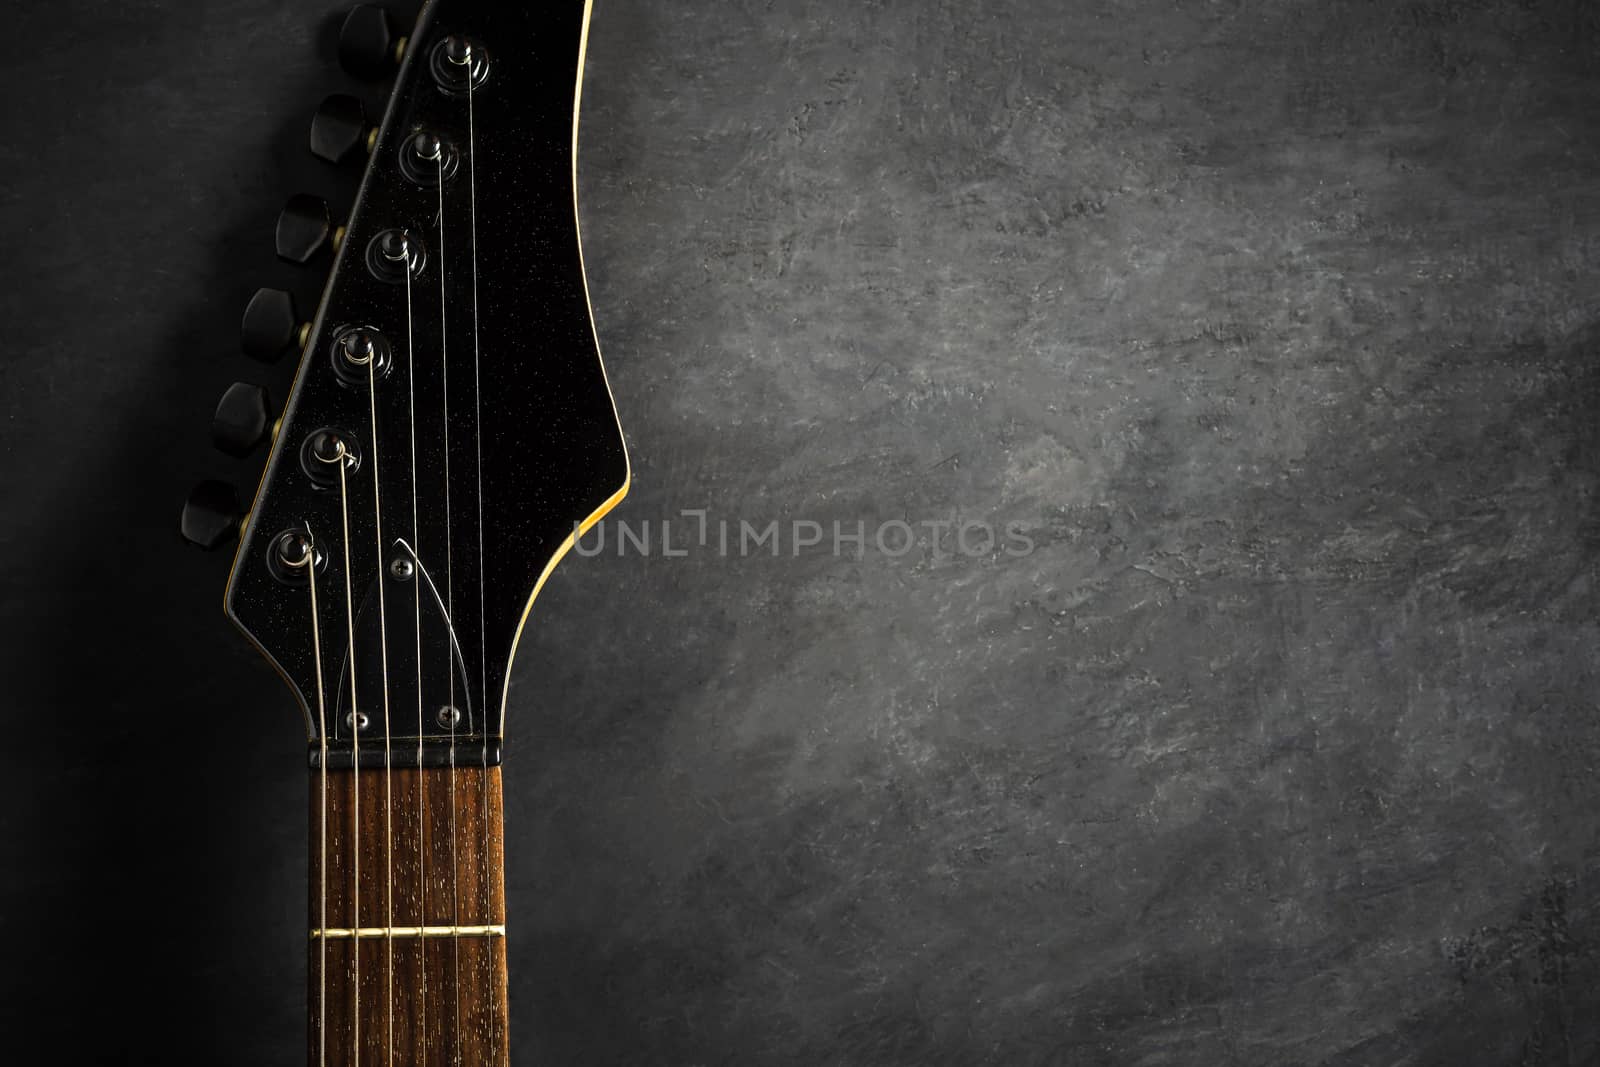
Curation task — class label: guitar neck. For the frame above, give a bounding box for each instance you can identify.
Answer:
[309,765,508,1065]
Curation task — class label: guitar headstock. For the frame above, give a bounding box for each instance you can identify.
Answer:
[183,1,628,768]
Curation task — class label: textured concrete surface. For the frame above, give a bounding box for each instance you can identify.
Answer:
[4,0,1600,1063]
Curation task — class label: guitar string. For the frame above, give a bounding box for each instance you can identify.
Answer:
[464,45,499,1061]
[308,525,329,1067]
[405,254,428,1067]
[435,148,464,1063]
[336,449,361,1066]
[363,342,396,1066]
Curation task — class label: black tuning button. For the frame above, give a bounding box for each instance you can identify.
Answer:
[310,94,371,164]
[276,194,340,264]
[213,382,272,457]
[181,481,243,551]
[241,287,305,363]
[339,5,401,80]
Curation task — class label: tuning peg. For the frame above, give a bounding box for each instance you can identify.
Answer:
[241,287,306,363]
[339,5,402,80]
[309,94,372,164]
[212,382,272,457]
[181,480,243,550]
[276,194,342,264]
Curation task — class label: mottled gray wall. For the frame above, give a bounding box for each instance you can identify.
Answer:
[4,0,1600,1064]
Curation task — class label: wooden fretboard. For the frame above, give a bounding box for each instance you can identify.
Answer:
[309,765,507,1065]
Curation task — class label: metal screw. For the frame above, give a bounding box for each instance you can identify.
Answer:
[436,705,462,729]
[345,710,370,732]
[390,558,415,581]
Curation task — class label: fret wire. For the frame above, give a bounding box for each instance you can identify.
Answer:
[312,924,507,941]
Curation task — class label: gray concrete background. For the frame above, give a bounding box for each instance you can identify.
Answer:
[3,0,1599,1063]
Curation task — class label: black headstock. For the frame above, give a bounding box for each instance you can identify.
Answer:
[188,1,628,767]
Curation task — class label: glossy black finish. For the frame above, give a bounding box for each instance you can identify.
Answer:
[274,193,334,263]
[212,381,271,457]
[338,4,397,81]
[309,93,368,165]
[240,286,301,362]
[228,1,628,759]
[181,480,241,550]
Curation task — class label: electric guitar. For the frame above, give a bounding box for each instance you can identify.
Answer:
[180,3,629,1062]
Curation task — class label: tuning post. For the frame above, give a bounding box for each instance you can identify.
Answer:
[299,428,361,488]
[430,35,490,94]
[398,128,460,186]
[413,130,444,160]
[329,324,394,386]
[266,528,327,586]
[339,330,377,365]
[366,227,426,283]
